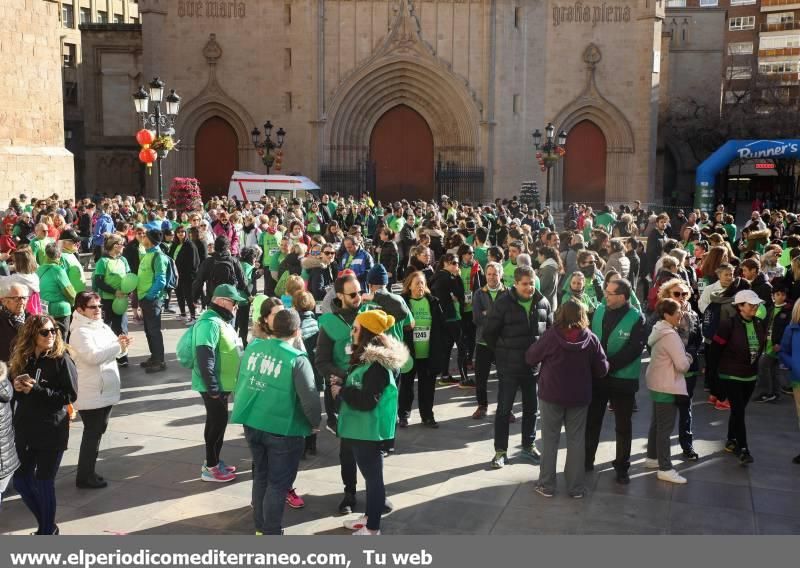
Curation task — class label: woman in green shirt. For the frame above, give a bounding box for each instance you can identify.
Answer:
[92,234,131,362]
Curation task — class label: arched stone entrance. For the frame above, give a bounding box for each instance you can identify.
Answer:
[195,117,239,199]
[562,120,607,205]
[369,105,434,202]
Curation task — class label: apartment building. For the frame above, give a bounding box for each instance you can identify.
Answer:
[758,0,800,103]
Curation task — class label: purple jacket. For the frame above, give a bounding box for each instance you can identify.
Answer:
[525,327,609,407]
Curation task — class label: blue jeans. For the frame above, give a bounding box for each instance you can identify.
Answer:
[494,372,538,452]
[139,298,164,362]
[244,427,304,535]
[350,440,385,531]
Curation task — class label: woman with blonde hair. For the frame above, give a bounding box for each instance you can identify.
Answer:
[10,315,77,534]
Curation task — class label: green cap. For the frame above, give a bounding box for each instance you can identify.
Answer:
[212,284,248,304]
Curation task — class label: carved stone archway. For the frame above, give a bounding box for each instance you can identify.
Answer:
[549,44,636,209]
[324,0,483,171]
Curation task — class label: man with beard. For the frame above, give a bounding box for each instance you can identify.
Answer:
[0,283,28,361]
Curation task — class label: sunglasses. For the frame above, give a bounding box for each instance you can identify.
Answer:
[38,328,58,337]
[671,292,690,298]
[342,292,360,299]
[322,251,335,256]
[85,304,102,310]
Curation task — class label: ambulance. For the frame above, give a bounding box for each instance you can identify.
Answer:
[227,171,321,202]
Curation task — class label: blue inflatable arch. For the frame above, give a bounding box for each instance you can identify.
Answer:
[694,139,800,211]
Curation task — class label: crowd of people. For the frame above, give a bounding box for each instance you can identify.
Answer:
[0,192,799,536]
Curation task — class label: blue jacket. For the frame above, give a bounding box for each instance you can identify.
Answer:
[779,322,800,383]
[340,247,374,289]
[92,213,115,247]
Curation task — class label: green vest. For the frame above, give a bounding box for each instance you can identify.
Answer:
[591,304,642,379]
[260,230,282,266]
[136,250,167,300]
[60,251,85,293]
[318,312,353,373]
[231,338,311,437]
[408,297,432,359]
[191,309,243,393]
[338,362,398,441]
[95,257,129,300]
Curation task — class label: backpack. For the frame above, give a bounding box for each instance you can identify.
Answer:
[152,251,178,289]
[210,257,236,290]
[176,322,196,368]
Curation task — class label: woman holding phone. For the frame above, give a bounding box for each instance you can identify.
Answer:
[10,315,78,535]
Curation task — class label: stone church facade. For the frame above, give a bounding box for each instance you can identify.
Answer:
[91,0,666,207]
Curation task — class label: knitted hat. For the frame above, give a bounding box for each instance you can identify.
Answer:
[355,309,395,335]
[367,264,389,286]
[146,229,163,245]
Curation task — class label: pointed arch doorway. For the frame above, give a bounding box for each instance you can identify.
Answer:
[562,120,607,206]
[195,116,239,199]
[369,105,434,203]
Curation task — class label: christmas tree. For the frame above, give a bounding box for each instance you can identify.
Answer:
[520,181,540,211]
[168,177,203,212]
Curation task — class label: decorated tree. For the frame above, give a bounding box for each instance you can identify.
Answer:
[168,177,203,212]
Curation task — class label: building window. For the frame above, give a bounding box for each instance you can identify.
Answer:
[62,43,76,68]
[97,11,108,24]
[80,8,91,25]
[666,0,686,7]
[285,92,293,112]
[62,4,74,28]
[512,94,521,114]
[131,17,139,24]
[759,60,800,74]
[114,14,125,24]
[699,0,717,6]
[760,34,800,49]
[728,42,754,55]
[514,7,522,29]
[767,12,795,25]
[729,16,756,31]
[730,0,756,5]
[64,82,78,105]
[284,48,292,69]
[284,3,292,25]
[724,91,749,104]
[727,65,752,79]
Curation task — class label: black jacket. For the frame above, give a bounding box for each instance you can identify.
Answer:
[484,287,553,379]
[749,272,773,309]
[122,239,142,274]
[643,227,666,278]
[711,315,767,379]
[0,311,23,363]
[170,239,200,277]
[13,352,78,452]
[375,240,399,280]
[193,251,246,304]
[0,363,20,478]
[408,257,435,284]
[400,292,447,375]
[430,269,465,322]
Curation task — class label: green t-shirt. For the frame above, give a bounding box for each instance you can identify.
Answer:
[474,245,488,270]
[409,297,433,359]
[36,263,75,317]
[650,391,676,403]
[518,298,533,320]
[460,265,473,313]
[502,259,517,288]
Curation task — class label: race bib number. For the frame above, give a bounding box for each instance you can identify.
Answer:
[315,302,323,314]
[465,291,473,304]
[269,248,279,257]
[413,327,430,343]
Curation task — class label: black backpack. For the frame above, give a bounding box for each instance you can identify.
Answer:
[210,257,237,290]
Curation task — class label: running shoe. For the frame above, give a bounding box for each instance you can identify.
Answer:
[739,449,754,465]
[644,458,659,469]
[534,485,554,498]
[201,465,236,483]
[714,399,731,410]
[754,393,778,403]
[519,446,541,465]
[657,469,687,484]
[724,439,739,454]
[491,451,507,469]
[707,395,717,404]
[217,460,237,473]
[472,406,487,419]
[352,527,380,535]
[286,488,305,509]
[781,385,795,396]
[343,515,367,530]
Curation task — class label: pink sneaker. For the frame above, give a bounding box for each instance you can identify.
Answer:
[217,460,237,473]
[201,465,236,483]
[714,400,731,410]
[286,488,305,508]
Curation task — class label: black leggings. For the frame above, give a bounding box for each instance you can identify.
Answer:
[201,392,229,468]
[722,379,756,450]
[176,278,196,318]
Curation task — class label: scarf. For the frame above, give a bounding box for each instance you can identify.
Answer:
[1,305,25,328]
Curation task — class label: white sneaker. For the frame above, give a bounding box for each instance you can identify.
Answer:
[644,458,659,469]
[185,318,196,326]
[343,515,367,530]
[352,526,380,535]
[657,469,687,484]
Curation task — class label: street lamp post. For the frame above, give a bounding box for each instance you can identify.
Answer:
[132,77,181,203]
[532,123,568,208]
[251,121,286,174]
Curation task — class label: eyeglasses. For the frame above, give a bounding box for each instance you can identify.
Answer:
[85,304,102,310]
[38,328,58,337]
[343,292,360,299]
[5,296,28,302]
[322,251,335,256]
[671,292,690,298]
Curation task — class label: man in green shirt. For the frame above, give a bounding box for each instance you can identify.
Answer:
[29,223,52,266]
[232,309,320,535]
[502,240,522,288]
[137,229,169,373]
[58,229,86,294]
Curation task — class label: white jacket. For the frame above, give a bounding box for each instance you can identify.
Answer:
[645,320,691,396]
[69,311,122,410]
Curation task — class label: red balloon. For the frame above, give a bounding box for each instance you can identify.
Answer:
[136,129,155,146]
[139,148,157,164]
[540,166,546,172]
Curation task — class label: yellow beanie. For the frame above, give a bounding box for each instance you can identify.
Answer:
[356,309,395,335]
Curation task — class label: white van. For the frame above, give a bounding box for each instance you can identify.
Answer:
[228,171,321,202]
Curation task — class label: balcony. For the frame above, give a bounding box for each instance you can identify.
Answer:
[762,0,800,12]
[759,47,800,56]
[758,71,800,84]
[760,22,800,32]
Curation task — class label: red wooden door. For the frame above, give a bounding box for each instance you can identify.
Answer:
[195,117,239,199]
[562,120,607,206]
[369,105,434,203]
